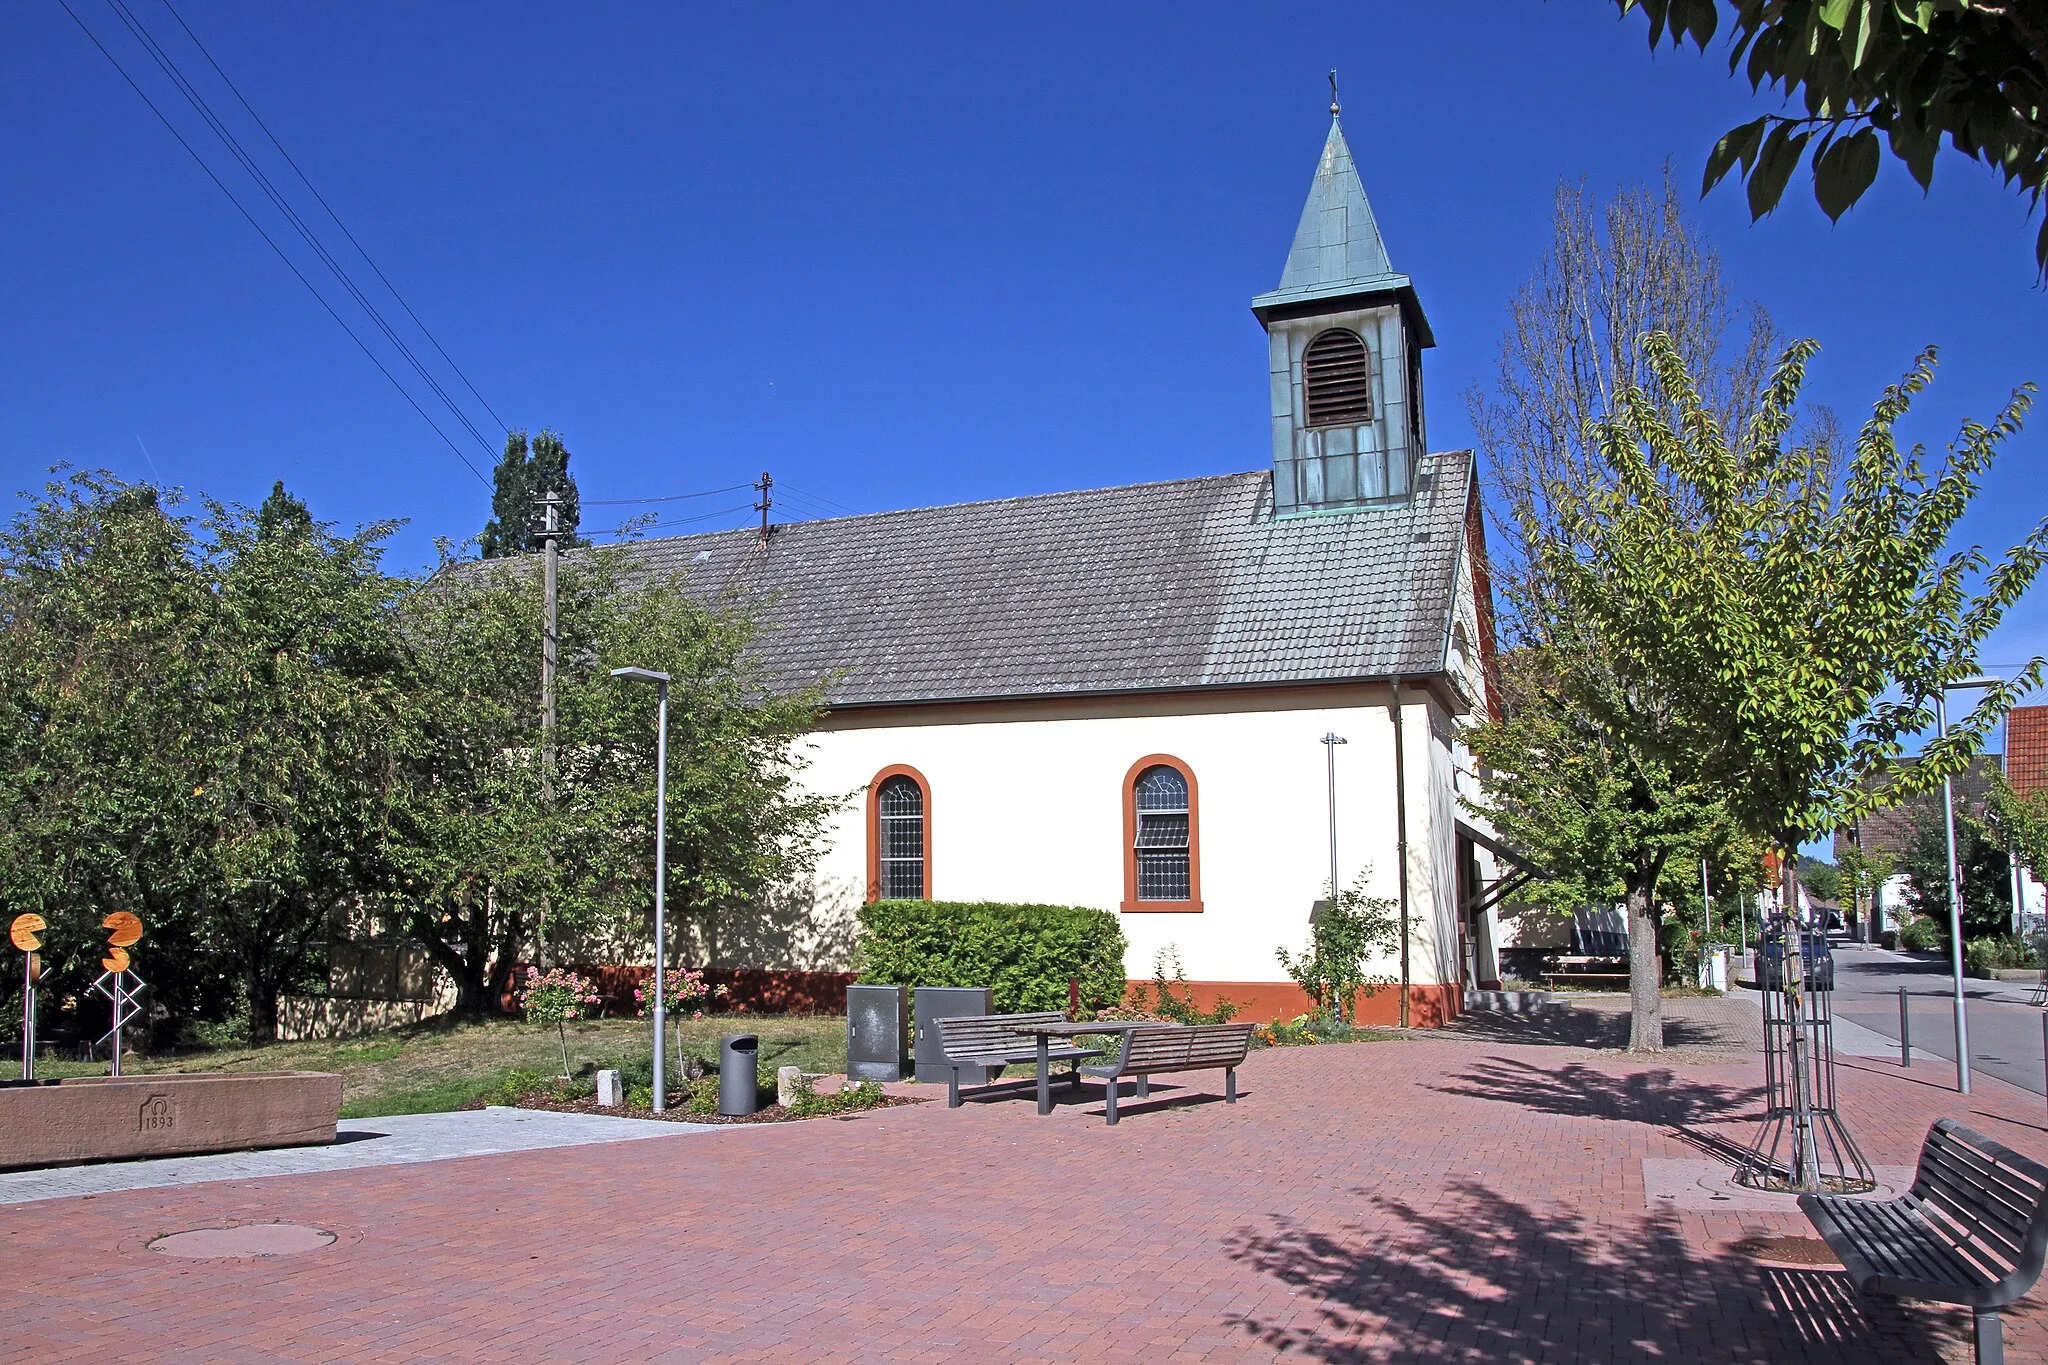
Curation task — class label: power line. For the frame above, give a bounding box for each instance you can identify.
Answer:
[594,503,755,537]
[583,484,750,507]
[156,0,509,439]
[154,0,511,437]
[102,0,499,459]
[774,481,857,515]
[57,0,492,487]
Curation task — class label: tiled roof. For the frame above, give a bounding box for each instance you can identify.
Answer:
[612,451,1475,708]
[2009,705,2048,797]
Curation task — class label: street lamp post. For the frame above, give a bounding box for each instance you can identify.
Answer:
[612,666,672,1113]
[1938,676,2001,1096]
[1321,731,1347,1023]
[1320,733,1346,902]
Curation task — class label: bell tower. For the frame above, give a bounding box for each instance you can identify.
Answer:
[1252,97,1434,515]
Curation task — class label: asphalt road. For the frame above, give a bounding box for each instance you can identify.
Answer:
[1828,944,2048,1097]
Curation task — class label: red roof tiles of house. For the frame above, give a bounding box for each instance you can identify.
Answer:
[2010,705,2048,797]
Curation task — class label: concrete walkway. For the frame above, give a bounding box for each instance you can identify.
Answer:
[0,1106,718,1206]
[8,1035,2047,1362]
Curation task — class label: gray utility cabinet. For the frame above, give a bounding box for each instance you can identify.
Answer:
[846,985,909,1082]
[912,986,995,1085]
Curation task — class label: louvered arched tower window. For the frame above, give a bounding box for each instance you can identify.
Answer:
[1302,328,1372,428]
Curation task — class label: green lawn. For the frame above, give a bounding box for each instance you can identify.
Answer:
[13,1013,849,1118]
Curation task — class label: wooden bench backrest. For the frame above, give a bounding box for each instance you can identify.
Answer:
[1120,1027,1193,1071]
[1913,1119,2048,1293]
[1115,1023,1252,1071]
[934,1011,1065,1060]
[1184,1022,1254,1067]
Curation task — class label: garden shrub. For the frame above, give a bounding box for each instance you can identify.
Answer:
[1965,935,2039,978]
[1275,875,1398,1021]
[855,901,1127,1014]
[785,1074,887,1117]
[1101,946,1237,1024]
[1899,916,1945,952]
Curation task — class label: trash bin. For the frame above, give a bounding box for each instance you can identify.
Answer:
[719,1034,759,1116]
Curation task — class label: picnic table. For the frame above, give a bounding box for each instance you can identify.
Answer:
[1010,1021,1150,1115]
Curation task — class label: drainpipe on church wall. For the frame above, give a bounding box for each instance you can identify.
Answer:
[1391,677,1412,1028]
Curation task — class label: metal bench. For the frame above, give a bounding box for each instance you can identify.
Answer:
[933,1011,1100,1108]
[1080,1023,1254,1125]
[1800,1119,2048,1364]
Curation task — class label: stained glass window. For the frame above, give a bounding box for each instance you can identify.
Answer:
[1133,765,1190,901]
[877,774,925,899]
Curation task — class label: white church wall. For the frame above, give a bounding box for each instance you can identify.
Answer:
[792,683,1462,1005]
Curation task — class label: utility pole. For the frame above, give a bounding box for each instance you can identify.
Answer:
[1320,732,1347,1023]
[537,488,563,966]
[538,488,563,802]
[754,471,772,549]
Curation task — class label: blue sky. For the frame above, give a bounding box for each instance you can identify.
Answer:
[3,2,2043,678]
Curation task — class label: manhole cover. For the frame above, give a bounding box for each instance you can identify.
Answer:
[147,1224,336,1259]
[1726,1235,1840,1267]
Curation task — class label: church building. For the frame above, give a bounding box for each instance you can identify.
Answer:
[633,111,1507,1025]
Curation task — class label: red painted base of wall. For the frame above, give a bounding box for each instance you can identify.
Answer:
[538,966,857,1018]
[1147,981,1463,1029]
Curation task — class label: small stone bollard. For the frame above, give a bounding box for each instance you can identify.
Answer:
[777,1065,804,1107]
[596,1069,624,1108]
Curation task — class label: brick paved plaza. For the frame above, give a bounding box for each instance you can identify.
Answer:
[6,1029,2046,1363]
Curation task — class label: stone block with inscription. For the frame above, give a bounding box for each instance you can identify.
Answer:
[0,1072,341,1169]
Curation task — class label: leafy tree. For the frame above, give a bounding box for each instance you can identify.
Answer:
[1463,178,1772,1050]
[1835,837,1898,936]
[1898,799,2014,942]
[381,545,831,1013]
[1619,0,2048,270]
[1989,770,2048,885]
[1550,332,2047,953]
[0,474,229,1043]
[1463,646,1733,1046]
[1797,856,1842,903]
[255,479,313,542]
[188,492,409,1042]
[479,428,583,558]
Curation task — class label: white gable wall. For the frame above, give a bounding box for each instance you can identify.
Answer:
[783,681,1469,1023]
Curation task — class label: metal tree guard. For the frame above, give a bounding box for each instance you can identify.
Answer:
[1741,911,1876,1193]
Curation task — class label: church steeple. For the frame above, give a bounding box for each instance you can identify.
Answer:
[1253,108,1433,515]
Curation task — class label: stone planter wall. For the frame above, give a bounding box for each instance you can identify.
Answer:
[0,1072,341,1170]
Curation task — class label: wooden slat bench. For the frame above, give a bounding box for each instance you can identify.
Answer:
[933,1011,1101,1108]
[1543,954,1629,990]
[1800,1119,2048,1364]
[1080,1023,1254,1125]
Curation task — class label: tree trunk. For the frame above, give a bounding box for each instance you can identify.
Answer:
[1626,878,1664,1052]
[246,973,279,1047]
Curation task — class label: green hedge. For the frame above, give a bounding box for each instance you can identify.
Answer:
[854,901,1128,1014]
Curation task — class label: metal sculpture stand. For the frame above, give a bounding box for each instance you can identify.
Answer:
[91,968,147,1077]
[9,913,44,1081]
[1740,913,1875,1193]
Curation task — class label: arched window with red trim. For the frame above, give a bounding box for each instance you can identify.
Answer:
[1121,755,1201,912]
[866,765,931,901]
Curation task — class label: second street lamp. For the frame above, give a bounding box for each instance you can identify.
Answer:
[1938,675,2001,1096]
[611,666,672,1113]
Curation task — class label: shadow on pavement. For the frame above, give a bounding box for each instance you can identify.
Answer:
[1223,1182,1962,1362]
[1433,1056,1763,1127]
[1439,1008,1741,1051]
